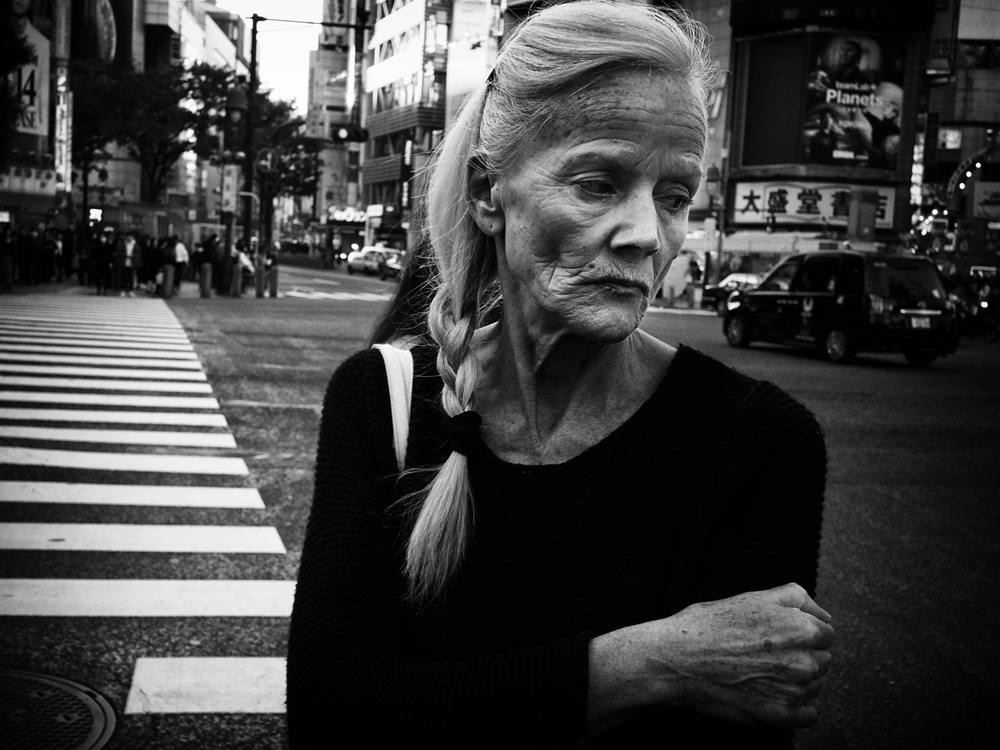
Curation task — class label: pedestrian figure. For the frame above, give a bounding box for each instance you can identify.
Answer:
[116,233,137,296]
[0,224,14,292]
[91,230,114,295]
[173,235,189,294]
[287,2,834,746]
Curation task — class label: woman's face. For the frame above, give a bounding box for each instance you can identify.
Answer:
[490,69,706,343]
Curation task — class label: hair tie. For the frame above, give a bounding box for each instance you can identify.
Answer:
[441,411,482,457]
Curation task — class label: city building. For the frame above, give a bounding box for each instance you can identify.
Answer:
[3,0,997,280]
[308,0,367,260]
[1,0,248,244]
[360,0,502,251]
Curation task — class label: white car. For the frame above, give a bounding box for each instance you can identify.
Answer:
[346,247,391,275]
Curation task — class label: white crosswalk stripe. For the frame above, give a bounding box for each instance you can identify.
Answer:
[0,481,264,508]
[0,523,287,553]
[0,363,208,379]
[0,425,236,447]
[125,657,287,714]
[0,391,220,408]
[0,579,295,616]
[0,375,213,392]
[0,335,195,351]
[0,296,292,719]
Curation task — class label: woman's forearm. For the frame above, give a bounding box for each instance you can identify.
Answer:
[586,584,835,735]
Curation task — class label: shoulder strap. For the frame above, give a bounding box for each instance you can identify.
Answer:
[372,344,414,471]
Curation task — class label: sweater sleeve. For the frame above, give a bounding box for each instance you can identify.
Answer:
[285,349,592,747]
[694,374,828,602]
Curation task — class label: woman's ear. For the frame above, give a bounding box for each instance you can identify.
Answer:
[468,159,505,238]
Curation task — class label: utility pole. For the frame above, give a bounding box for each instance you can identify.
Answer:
[239,11,373,264]
[242,14,260,255]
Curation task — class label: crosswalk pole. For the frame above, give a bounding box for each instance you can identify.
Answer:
[200,263,212,298]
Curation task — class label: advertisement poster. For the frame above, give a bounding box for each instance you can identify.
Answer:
[6,0,52,138]
[973,182,1000,221]
[803,33,907,170]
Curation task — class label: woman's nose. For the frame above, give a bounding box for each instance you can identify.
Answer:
[612,194,661,258]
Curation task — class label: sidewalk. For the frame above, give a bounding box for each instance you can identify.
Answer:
[6,274,719,314]
[14,274,258,301]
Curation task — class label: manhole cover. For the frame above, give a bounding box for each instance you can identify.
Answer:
[0,669,116,750]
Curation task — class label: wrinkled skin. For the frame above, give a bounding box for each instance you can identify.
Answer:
[476,69,706,350]
[588,583,835,734]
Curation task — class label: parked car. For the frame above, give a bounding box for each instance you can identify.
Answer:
[722,251,960,367]
[701,272,761,315]
[347,247,393,275]
[380,251,406,280]
[279,239,310,255]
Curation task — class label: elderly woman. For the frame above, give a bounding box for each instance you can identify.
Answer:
[287,1,833,746]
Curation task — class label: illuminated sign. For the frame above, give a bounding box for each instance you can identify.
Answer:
[802,33,906,170]
[733,181,895,228]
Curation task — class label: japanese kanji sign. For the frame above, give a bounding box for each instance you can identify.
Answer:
[732,181,895,228]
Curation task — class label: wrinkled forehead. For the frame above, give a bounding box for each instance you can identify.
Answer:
[537,69,706,147]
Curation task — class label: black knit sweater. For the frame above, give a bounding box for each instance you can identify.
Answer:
[287,344,827,748]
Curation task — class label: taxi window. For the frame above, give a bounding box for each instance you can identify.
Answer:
[759,258,802,292]
[870,259,947,299]
[838,255,865,294]
[796,256,840,293]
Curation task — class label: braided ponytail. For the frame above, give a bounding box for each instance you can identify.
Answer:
[403,0,718,604]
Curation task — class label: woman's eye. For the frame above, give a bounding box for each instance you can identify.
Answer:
[657,194,692,211]
[577,179,616,196]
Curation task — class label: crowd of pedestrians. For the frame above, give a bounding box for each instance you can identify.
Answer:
[0,223,219,297]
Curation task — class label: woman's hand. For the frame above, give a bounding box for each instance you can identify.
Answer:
[658,583,835,727]
[588,583,834,733]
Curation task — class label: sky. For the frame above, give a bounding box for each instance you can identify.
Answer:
[216,1,325,116]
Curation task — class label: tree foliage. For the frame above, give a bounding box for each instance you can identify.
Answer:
[113,64,198,202]
[186,62,237,161]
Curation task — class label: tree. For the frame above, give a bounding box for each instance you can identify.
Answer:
[0,18,36,167]
[113,64,197,202]
[185,62,237,162]
[238,94,299,247]
[69,59,125,215]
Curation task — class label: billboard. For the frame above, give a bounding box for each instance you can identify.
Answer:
[802,33,907,170]
[6,0,52,138]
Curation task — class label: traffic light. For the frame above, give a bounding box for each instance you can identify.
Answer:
[330,124,368,143]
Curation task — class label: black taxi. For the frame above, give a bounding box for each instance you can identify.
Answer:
[722,251,960,366]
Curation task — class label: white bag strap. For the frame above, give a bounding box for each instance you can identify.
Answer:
[373,344,413,471]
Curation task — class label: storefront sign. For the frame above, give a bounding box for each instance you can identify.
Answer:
[733,181,895,228]
[220,164,240,213]
[327,206,366,223]
[55,88,72,189]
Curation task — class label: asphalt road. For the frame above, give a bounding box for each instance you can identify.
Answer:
[1,267,998,748]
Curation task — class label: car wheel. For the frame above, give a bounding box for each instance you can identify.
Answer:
[347,266,354,275]
[823,328,855,363]
[904,350,937,367]
[985,326,1000,344]
[724,315,751,347]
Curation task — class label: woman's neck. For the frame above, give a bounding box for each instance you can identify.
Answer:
[471,322,673,464]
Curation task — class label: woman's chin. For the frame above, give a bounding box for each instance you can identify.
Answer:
[565,304,647,344]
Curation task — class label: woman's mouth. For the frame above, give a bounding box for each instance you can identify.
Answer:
[591,277,650,296]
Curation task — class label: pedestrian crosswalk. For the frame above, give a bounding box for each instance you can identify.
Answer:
[0,296,290,722]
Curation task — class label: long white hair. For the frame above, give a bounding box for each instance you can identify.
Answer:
[404,0,719,605]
